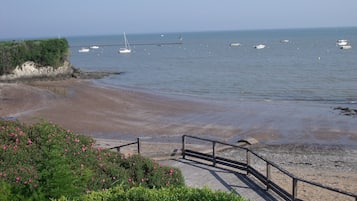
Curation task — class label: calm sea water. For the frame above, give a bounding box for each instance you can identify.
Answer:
[68,27,357,145]
[68,27,357,105]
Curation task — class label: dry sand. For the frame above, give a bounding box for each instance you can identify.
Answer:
[1,79,356,200]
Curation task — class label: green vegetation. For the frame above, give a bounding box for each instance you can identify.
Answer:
[0,120,246,201]
[59,186,247,201]
[0,120,184,200]
[0,38,69,75]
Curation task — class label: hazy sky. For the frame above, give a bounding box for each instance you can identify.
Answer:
[1,0,357,39]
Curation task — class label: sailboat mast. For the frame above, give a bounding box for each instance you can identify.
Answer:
[123,32,128,48]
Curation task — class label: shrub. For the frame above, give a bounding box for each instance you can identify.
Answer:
[79,186,247,201]
[0,120,184,200]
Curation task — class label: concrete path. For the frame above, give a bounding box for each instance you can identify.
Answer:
[160,159,282,201]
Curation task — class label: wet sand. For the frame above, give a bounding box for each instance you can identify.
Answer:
[1,79,356,199]
[1,80,242,140]
[1,79,356,145]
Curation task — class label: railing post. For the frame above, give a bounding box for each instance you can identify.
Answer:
[266,162,271,191]
[246,149,250,175]
[182,135,186,159]
[292,178,297,201]
[212,141,216,166]
[137,138,141,154]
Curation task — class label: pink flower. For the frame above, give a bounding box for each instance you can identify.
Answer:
[128,178,132,182]
[81,146,87,152]
[27,138,33,145]
[169,169,174,176]
[16,177,21,182]
[2,145,7,150]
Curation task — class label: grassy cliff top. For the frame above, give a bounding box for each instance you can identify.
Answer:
[0,38,69,75]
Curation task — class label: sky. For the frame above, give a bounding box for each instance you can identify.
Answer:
[1,0,357,39]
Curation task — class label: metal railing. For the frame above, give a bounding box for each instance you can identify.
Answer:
[182,135,357,201]
[109,138,141,154]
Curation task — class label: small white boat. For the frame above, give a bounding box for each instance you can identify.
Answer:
[90,45,99,49]
[281,39,289,43]
[336,39,348,46]
[340,45,352,50]
[119,32,131,54]
[78,47,90,53]
[230,42,241,47]
[254,44,266,49]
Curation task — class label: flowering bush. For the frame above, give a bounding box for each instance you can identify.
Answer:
[70,185,247,201]
[0,120,184,200]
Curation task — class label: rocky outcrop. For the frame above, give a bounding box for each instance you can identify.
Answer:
[0,61,123,82]
[334,107,357,117]
[0,61,73,81]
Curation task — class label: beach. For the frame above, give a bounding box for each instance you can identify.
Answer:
[1,79,356,199]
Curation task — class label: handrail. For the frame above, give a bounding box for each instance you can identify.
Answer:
[182,135,357,201]
[109,138,141,154]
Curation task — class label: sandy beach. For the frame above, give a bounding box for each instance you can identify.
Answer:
[1,79,356,199]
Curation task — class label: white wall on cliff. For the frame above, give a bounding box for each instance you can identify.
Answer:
[0,61,73,81]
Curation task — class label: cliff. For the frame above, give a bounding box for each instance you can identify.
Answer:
[0,38,70,80]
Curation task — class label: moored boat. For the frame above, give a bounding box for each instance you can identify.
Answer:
[230,42,241,47]
[119,32,131,54]
[254,44,266,49]
[78,47,90,53]
[90,45,99,49]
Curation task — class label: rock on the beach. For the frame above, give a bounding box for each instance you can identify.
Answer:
[334,107,357,117]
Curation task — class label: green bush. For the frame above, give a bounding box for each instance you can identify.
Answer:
[0,120,184,200]
[0,38,69,75]
[79,186,247,201]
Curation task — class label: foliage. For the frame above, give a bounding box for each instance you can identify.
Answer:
[76,186,247,201]
[0,120,184,200]
[0,38,69,75]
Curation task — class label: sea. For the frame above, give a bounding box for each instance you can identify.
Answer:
[67,27,357,145]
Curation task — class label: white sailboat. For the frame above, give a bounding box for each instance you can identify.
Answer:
[119,32,131,54]
[78,47,90,53]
